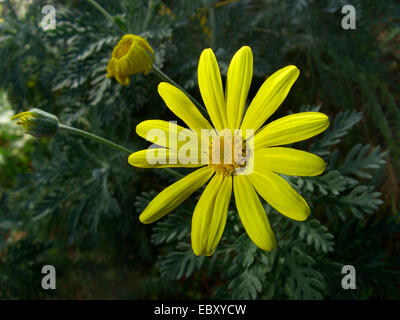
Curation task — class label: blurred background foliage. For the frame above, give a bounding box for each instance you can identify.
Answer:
[0,0,399,299]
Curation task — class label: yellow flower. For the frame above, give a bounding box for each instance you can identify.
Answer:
[128,46,329,256]
[107,34,155,86]
[11,108,59,138]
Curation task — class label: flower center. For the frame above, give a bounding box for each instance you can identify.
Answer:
[208,129,247,176]
[113,38,133,60]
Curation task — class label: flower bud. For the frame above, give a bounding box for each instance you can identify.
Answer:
[107,34,155,86]
[11,108,59,138]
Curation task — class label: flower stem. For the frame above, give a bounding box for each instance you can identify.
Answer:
[162,167,186,179]
[58,124,184,178]
[151,65,209,118]
[86,0,118,29]
[59,124,134,154]
[206,0,217,49]
[143,0,154,30]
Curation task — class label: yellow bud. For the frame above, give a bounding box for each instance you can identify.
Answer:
[11,108,59,138]
[107,34,155,86]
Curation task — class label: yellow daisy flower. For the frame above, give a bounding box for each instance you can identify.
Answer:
[107,34,155,86]
[128,46,329,256]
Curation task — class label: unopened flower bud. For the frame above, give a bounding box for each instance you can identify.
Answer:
[107,34,155,86]
[11,108,59,138]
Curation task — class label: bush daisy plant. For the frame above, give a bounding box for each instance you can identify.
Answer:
[5,0,395,300]
[128,46,329,256]
[13,33,329,256]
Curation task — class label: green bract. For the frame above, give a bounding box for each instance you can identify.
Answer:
[11,108,59,138]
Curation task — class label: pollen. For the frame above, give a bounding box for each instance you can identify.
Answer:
[208,129,247,176]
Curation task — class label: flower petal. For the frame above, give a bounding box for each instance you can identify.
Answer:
[241,65,300,133]
[115,72,130,86]
[136,120,205,150]
[225,46,253,129]
[255,147,326,176]
[158,82,213,134]
[233,175,276,251]
[198,48,227,130]
[113,34,154,76]
[139,166,214,224]
[106,58,117,78]
[192,174,232,256]
[249,166,310,221]
[118,44,153,75]
[253,112,329,148]
[128,149,205,168]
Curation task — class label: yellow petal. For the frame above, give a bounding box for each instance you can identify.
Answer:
[241,65,300,133]
[198,48,227,130]
[11,111,32,121]
[111,71,129,85]
[225,46,253,129]
[136,119,205,150]
[117,45,149,75]
[233,175,276,251]
[106,57,117,77]
[118,42,154,75]
[128,149,204,168]
[158,82,213,134]
[205,176,232,255]
[191,174,232,256]
[139,166,214,224]
[249,166,310,221]
[253,112,329,149]
[113,34,154,76]
[255,147,326,176]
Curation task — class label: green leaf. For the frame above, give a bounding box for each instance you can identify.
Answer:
[295,219,334,253]
[338,144,387,179]
[283,246,326,300]
[157,242,205,280]
[311,111,362,156]
[151,211,190,245]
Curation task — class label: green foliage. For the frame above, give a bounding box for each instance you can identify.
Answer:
[225,236,267,300]
[310,111,363,156]
[151,209,190,245]
[0,0,399,300]
[147,110,397,299]
[295,219,334,253]
[0,237,51,299]
[338,144,387,179]
[158,242,205,280]
[0,92,34,188]
[283,246,326,300]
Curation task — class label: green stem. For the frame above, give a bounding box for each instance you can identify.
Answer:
[59,124,133,155]
[86,0,118,28]
[162,167,186,179]
[143,0,154,30]
[201,0,217,48]
[58,124,184,179]
[151,65,209,118]
[208,2,217,49]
